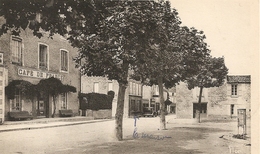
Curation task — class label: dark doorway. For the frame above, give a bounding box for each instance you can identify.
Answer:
[193,102,207,118]
[37,94,48,118]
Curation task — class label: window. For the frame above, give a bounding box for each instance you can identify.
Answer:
[133,83,136,95]
[129,82,133,94]
[231,104,234,115]
[108,82,113,91]
[136,100,141,111]
[0,53,3,65]
[11,89,22,111]
[93,82,99,93]
[138,84,142,96]
[231,85,237,96]
[39,44,48,70]
[11,36,23,65]
[135,83,139,96]
[60,50,68,72]
[60,93,67,109]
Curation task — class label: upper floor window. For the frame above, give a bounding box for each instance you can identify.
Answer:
[38,44,48,70]
[231,84,237,96]
[11,36,23,65]
[60,49,69,72]
[93,82,99,93]
[108,82,113,91]
[129,81,141,96]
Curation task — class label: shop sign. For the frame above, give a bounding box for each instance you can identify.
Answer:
[18,68,64,81]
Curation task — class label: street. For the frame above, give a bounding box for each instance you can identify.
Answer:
[0,115,250,154]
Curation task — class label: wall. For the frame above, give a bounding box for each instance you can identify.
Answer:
[176,80,251,119]
[81,76,119,117]
[176,82,193,119]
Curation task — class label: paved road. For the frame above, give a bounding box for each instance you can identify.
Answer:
[0,117,156,154]
[0,116,251,154]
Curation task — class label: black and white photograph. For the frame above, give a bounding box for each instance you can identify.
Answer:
[0,0,258,153]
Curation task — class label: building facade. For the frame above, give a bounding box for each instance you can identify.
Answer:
[81,76,175,118]
[0,29,80,120]
[176,75,251,119]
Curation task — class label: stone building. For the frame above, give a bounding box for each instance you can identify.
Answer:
[81,76,175,118]
[0,28,80,120]
[176,75,251,119]
[81,76,142,118]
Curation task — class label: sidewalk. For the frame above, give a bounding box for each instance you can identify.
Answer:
[0,116,113,132]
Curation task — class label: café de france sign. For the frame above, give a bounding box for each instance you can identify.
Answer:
[18,68,64,81]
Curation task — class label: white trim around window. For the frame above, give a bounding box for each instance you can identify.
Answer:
[60,49,69,73]
[38,43,49,70]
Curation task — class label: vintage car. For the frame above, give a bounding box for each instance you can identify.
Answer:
[143,107,157,117]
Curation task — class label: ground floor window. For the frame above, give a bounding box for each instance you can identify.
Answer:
[60,93,67,109]
[143,103,149,108]
[11,89,22,111]
[129,98,142,116]
[155,103,160,112]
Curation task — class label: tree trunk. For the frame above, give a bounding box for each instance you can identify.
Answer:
[158,76,166,130]
[115,61,129,141]
[115,82,127,141]
[196,86,203,123]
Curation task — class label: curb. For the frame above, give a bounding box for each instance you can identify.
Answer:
[0,119,113,133]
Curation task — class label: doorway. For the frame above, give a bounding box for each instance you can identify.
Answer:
[193,102,207,118]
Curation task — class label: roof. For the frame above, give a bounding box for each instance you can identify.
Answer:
[227,75,251,83]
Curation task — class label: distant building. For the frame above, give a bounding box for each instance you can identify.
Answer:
[81,76,175,118]
[176,75,251,119]
[81,76,142,118]
[81,76,119,117]
[0,28,80,120]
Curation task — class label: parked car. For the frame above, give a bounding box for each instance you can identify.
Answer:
[143,107,157,117]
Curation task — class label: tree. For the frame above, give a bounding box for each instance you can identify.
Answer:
[0,0,100,38]
[185,56,228,123]
[37,77,76,118]
[0,0,210,140]
[5,80,38,117]
[74,1,173,140]
[131,1,211,129]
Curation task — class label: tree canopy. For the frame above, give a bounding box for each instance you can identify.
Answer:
[185,56,228,122]
[186,56,228,90]
[0,0,228,139]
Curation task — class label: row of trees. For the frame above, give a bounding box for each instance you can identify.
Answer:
[0,0,228,140]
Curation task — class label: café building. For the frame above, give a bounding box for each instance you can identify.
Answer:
[0,29,80,121]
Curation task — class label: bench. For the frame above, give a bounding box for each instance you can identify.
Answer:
[59,109,73,117]
[8,111,33,121]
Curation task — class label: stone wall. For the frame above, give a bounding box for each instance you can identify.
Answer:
[176,82,193,119]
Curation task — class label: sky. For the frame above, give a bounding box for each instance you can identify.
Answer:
[169,0,259,75]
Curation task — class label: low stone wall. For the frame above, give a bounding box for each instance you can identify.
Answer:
[86,109,112,119]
